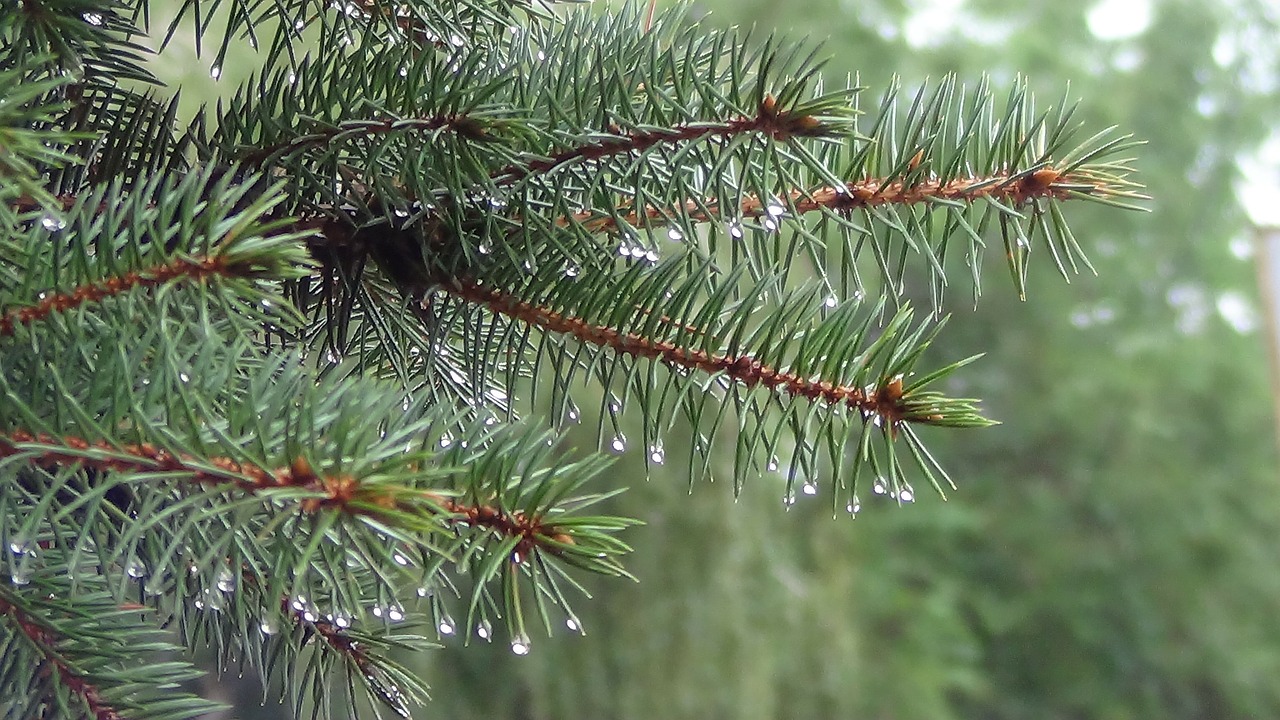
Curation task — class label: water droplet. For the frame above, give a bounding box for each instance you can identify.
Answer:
[566,616,583,633]
[194,598,205,610]
[872,479,887,495]
[644,249,659,263]
[801,481,818,496]
[210,65,221,79]
[179,372,190,383]
[899,487,915,503]
[387,605,405,622]
[565,402,580,423]
[440,434,453,448]
[288,71,297,84]
[9,540,29,555]
[215,567,236,592]
[766,457,779,472]
[766,202,786,217]
[763,217,778,231]
[648,443,665,464]
[511,635,531,655]
[449,33,465,47]
[783,492,796,508]
[260,619,278,635]
[125,558,147,578]
[334,614,351,628]
[565,264,580,278]
[476,619,492,640]
[393,552,409,566]
[291,595,307,611]
[398,65,408,78]
[536,50,546,62]
[303,608,318,622]
[294,18,306,29]
[40,214,65,231]
[610,434,627,453]
[478,242,491,255]
[438,617,455,635]
[728,221,744,239]
[824,295,838,308]
[82,11,103,25]
[846,496,862,515]
[667,227,684,241]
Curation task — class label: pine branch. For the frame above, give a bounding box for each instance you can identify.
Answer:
[0,591,127,720]
[1,0,1146,714]
[563,164,1136,235]
[0,254,256,336]
[0,582,221,720]
[447,276,929,428]
[491,94,840,185]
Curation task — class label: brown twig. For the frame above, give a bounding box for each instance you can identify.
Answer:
[564,166,1086,234]
[0,256,239,337]
[492,95,826,186]
[240,115,491,166]
[0,431,568,559]
[443,279,912,430]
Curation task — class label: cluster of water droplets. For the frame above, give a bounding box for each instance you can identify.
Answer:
[762,201,786,232]
[40,214,66,232]
[871,477,915,504]
[648,441,665,465]
[371,603,407,622]
[8,539,36,586]
[616,242,660,265]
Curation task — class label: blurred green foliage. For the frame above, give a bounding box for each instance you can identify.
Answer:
[185,1,1280,718]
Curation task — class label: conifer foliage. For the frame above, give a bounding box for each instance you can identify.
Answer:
[0,0,1142,716]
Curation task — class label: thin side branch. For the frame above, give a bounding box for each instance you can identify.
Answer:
[280,596,411,716]
[0,593,125,720]
[493,95,829,185]
[240,115,494,166]
[570,165,1109,234]
[443,279,919,429]
[0,432,571,558]
[0,256,242,336]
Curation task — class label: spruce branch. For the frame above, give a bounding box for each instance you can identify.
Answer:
[0,590,127,720]
[0,0,1146,714]
[0,582,221,720]
[1,254,260,337]
[491,93,845,185]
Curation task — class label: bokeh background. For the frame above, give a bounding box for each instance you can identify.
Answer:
[154,0,1280,717]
